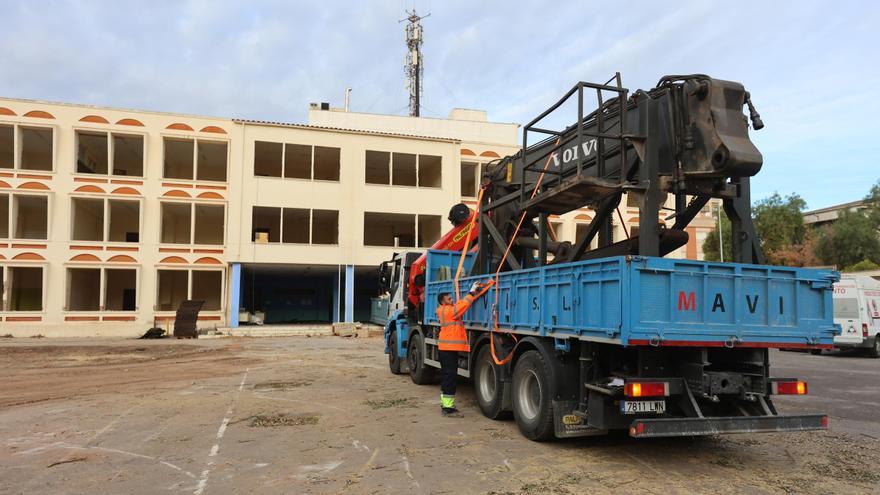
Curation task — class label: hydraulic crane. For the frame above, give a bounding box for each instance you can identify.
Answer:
[375,73,836,441]
[476,73,765,276]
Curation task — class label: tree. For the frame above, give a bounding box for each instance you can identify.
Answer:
[752,193,808,262]
[815,209,880,268]
[768,229,819,267]
[702,212,731,262]
[703,193,809,264]
[844,259,880,272]
[865,180,880,229]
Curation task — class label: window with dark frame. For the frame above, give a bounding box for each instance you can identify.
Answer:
[366,150,441,187]
[20,127,53,171]
[13,195,48,240]
[253,140,340,181]
[163,137,228,182]
[9,266,44,311]
[0,124,54,171]
[311,209,338,245]
[281,208,310,243]
[0,125,13,169]
[156,269,222,312]
[252,206,339,245]
[161,202,224,245]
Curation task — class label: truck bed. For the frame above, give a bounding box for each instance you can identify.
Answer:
[423,252,838,348]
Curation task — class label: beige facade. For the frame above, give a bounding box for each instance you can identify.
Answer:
[0,98,716,337]
[803,200,868,227]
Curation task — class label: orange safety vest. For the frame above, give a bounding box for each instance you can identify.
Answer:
[436,294,475,352]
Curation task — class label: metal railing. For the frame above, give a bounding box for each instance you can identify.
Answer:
[518,73,629,205]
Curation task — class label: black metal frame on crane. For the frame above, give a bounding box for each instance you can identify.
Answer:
[474,73,766,277]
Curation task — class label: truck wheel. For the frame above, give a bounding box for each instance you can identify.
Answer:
[408,332,436,385]
[474,344,510,420]
[870,335,880,359]
[511,350,555,441]
[388,329,403,374]
[810,349,822,356]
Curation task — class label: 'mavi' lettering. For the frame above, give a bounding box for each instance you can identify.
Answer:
[712,293,725,312]
[746,294,759,314]
[678,291,696,311]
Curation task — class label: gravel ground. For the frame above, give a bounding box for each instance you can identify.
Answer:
[0,337,878,494]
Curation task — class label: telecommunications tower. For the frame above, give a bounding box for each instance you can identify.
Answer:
[402,10,428,117]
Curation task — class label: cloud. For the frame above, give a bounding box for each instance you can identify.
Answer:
[0,0,877,208]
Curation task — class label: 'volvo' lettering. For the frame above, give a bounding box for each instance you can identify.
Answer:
[550,139,598,168]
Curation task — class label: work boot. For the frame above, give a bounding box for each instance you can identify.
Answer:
[441,407,463,418]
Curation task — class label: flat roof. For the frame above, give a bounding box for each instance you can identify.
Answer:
[803,199,866,216]
[233,119,459,143]
[0,95,233,122]
[0,96,461,143]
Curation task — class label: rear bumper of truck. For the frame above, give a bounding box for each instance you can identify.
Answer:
[628,414,827,438]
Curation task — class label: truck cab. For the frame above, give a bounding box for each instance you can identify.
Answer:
[371,251,421,326]
[832,275,880,357]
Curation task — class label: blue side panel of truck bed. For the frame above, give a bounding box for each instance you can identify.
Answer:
[423,251,839,347]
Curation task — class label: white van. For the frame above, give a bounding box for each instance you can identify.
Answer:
[832,275,880,357]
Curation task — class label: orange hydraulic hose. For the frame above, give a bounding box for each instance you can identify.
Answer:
[453,187,484,302]
[488,138,562,365]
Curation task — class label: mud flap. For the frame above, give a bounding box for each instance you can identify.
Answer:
[552,400,608,438]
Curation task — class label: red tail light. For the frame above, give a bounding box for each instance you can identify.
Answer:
[773,380,808,395]
[624,382,669,398]
[863,323,869,338]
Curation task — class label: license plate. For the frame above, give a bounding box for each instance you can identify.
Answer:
[620,400,666,414]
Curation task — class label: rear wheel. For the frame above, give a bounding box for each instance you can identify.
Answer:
[511,350,555,441]
[408,331,436,385]
[810,349,823,356]
[388,328,403,374]
[474,344,510,419]
[870,335,880,358]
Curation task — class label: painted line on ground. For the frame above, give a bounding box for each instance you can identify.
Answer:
[194,367,249,495]
[15,441,196,479]
[86,399,146,446]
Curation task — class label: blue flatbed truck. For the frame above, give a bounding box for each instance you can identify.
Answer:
[376,74,840,440]
[381,252,837,440]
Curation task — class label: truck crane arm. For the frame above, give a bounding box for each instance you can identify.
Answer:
[407,203,479,307]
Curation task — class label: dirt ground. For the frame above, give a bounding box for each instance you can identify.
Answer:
[0,336,878,495]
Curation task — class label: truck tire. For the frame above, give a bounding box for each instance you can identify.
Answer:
[870,335,880,359]
[473,344,510,420]
[511,350,555,441]
[408,332,436,385]
[388,328,403,374]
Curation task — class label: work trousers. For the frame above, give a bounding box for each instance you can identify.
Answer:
[439,350,459,400]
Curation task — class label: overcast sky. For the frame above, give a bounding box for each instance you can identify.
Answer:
[1,0,876,209]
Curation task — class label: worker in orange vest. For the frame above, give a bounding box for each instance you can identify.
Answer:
[436,280,486,417]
